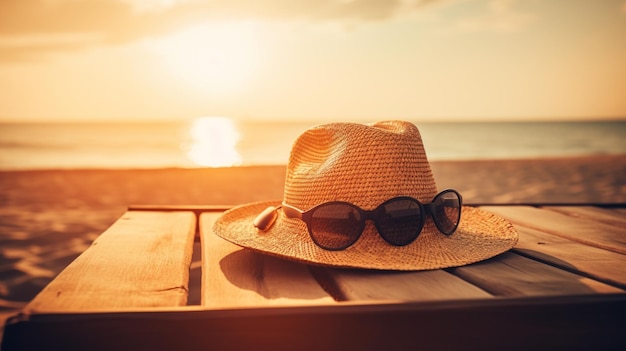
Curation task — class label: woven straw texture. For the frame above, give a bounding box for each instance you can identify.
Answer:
[213,121,518,270]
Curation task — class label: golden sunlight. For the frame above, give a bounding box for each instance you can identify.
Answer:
[187,116,242,167]
[152,22,261,94]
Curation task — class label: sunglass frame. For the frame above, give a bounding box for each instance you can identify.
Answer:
[282,189,462,250]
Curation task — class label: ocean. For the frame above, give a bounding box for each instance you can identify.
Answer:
[0,119,624,170]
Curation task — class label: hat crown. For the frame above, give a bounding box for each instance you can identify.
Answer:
[284,121,438,211]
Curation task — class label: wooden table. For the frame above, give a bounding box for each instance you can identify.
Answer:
[2,205,625,350]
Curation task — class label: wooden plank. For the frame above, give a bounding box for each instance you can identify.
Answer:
[450,252,623,297]
[199,212,336,308]
[313,268,492,302]
[4,294,626,351]
[512,225,626,289]
[128,205,232,212]
[544,206,626,228]
[24,211,196,313]
[613,208,626,216]
[480,206,626,254]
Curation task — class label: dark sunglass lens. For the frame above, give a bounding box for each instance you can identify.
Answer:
[432,191,461,235]
[309,203,363,250]
[377,199,422,246]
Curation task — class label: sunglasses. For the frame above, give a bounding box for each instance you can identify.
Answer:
[254,189,462,251]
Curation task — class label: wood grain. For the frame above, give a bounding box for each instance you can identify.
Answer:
[543,206,626,228]
[511,225,626,289]
[449,252,624,297]
[199,212,336,308]
[316,268,492,302]
[24,211,196,313]
[481,206,626,254]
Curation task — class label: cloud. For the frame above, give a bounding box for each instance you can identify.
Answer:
[0,0,197,43]
[453,0,535,33]
[0,0,539,61]
[0,0,437,38]
[0,33,105,62]
[0,0,442,61]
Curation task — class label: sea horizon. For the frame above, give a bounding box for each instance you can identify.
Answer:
[1,119,625,171]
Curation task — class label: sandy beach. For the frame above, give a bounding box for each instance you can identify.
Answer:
[1,155,625,338]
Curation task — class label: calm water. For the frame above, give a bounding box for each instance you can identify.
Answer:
[0,119,624,170]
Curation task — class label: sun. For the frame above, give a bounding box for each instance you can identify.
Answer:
[152,22,262,95]
[186,116,242,167]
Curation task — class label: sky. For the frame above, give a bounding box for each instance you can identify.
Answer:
[0,0,625,123]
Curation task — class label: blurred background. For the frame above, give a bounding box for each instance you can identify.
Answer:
[1,1,625,170]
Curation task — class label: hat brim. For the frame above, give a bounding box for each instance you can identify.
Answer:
[213,201,518,271]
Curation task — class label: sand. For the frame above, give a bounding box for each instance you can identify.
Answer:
[1,155,625,337]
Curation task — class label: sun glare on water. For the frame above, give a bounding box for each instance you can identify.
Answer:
[187,117,242,167]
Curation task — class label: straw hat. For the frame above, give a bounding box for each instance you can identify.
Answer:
[213,121,518,270]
